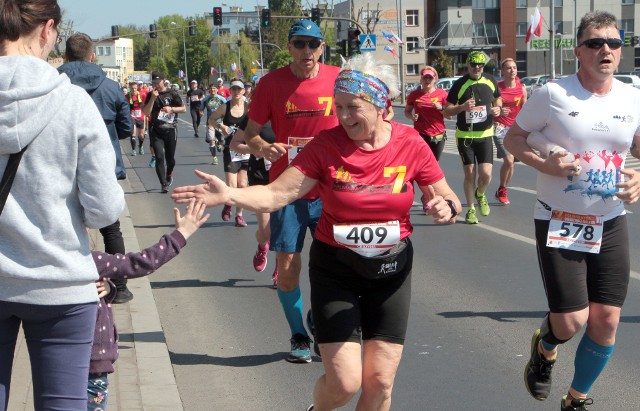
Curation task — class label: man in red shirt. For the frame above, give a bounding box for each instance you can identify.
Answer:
[216,78,231,100]
[493,58,527,204]
[243,20,340,363]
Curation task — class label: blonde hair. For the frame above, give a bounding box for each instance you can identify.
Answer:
[340,53,400,99]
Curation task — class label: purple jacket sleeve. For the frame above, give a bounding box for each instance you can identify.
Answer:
[92,230,187,280]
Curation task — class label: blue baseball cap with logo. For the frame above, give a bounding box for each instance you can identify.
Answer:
[288,19,323,40]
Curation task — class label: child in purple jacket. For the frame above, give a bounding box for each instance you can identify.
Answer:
[88,199,210,410]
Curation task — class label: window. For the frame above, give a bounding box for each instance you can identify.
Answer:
[516,22,528,37]
[105,47,111,56]
[97,47,103,56]
[623,0,633,4]
[473,23,486,38]
[554,21,564,34]
[219,28,231,37]
[406,10,419,27]
[406,36,419,53]
[406,64,419,76]
[516,0,527,7]
[554,0,562,6]
[620,19,634,33]
[472,0,498,8]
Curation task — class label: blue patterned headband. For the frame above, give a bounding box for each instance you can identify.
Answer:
[334,70,390,109]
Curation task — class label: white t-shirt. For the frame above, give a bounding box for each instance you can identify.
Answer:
[516,75,640,221]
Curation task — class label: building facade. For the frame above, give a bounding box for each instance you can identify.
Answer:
[93,37,134,84]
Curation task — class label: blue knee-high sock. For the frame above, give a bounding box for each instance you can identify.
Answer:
[570,334,614,394]
[277,287,307,337]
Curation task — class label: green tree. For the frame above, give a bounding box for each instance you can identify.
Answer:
[261,0,303,63]
[268,49,292,71]
[433,49,454,78]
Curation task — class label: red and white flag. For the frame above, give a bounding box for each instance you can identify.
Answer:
[525,15,535,43]
[210,67,216,76]
[526,5,544,44]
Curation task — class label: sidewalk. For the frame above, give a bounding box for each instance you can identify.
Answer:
[8,161,183,411]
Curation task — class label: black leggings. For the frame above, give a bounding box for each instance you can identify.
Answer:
[151,127,177,185]
[190,107,202,133]
[420,132,446,161]
[99,220,126,288]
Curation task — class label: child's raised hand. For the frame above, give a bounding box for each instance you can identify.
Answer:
[175,198,210,240]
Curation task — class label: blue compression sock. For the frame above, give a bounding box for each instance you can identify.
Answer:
[540,338,558,352]
[277,287,307,337]
[570,334,614,394]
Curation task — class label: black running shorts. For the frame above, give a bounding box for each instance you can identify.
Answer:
[456,136,494,166]
[534,215,630,313]
[309,239,413,345]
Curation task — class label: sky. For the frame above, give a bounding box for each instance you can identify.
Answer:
[58,0,258,39]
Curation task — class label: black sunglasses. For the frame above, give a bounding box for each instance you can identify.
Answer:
[470,62,485,68]
[290,39,322,49]
[578,37,623,50]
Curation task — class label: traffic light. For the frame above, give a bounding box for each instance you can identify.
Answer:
[347,27,361,56]
[188,20,196,36]
[213,7,223,26]
[261,8,271,28]
[111,25,119,37]
[149,24,157,39]
[311,7,321,25]
[632,36,640,46]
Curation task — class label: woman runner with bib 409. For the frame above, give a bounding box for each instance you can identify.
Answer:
[171,53,461,411]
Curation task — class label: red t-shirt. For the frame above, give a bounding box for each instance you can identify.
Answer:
[291,122,444,247]
[406,88,448,136]
[126,92,145,120]
[249,63,341,187]
[494,80,525,127]
[217,86,231,100]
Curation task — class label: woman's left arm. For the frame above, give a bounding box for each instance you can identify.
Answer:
[418,177,462,224]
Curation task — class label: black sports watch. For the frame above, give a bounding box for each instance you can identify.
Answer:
[445,199,458,218]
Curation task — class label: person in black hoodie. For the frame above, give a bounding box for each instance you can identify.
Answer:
[58,33,135,304]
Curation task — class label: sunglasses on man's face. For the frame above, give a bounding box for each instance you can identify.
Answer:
[579,37,623,50]
[470,62,484,68]
[290,39,322,50]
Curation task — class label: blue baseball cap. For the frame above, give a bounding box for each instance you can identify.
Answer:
[288,20,323,41]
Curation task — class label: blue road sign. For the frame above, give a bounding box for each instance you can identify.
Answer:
[360,34,376,51]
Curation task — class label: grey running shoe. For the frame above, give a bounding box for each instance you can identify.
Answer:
[286,333,311,363]
[524,329,555,401]
[561,395,593,411]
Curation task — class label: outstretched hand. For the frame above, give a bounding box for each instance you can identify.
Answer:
[171,169,230,207]
[175,198,211,240]
[422,185,454,224]
[616,168,640,205]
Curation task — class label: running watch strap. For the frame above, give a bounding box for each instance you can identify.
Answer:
[0,145,29,216]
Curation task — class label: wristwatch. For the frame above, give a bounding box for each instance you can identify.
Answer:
[445,199,458,218]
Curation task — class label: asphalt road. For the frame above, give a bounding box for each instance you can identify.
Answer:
[121,111,640,411]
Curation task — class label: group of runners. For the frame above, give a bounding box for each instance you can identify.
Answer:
[168,11,640,411]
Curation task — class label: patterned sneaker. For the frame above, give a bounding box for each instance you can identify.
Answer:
[465,208,478,224]
[130,150,137,156]
[495,186,510,205]
[139,146,144,155]
[166,175,173,186]
[221,205,232,221]
[253,242,269,272]
[271,259,278,289]
[561,395,593,411]
[286,333,312,363]
[524,329,556,401]
[211,156,218,165]
[149,156,156,168]
[475,189,490,216]
[161,184,169,194]
[235,215,247,227]
[216,141,224,152]
[306,310,320,357]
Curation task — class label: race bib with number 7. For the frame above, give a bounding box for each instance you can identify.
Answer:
[546,210,603,254]
[333,221,401,257]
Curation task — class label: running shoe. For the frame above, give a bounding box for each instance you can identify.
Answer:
[194,133,199,138]
[221,205,232,221]
[561,395,593,411]
[111,287,134,304]
[495,186,510,205]
[139,147,144,155]
[130,150,137,156]
[149,156,156,168]
[161,184,169,194]
[306,310,320,357]
[253,242,269,272]
[306,405,314,411]
[235,215,247,227]
[475,189,490,216]
[272,260,278,289]
[166,175,173,186]
[465,208,478,224]
[286,333,312,363]
[524,329,556,401]
[216,141,224,152]
[211,156,218,165]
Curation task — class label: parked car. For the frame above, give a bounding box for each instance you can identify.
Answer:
[435,76,461,91]
[614,74,640,89]
[405,82,419,94]
[521,74,550,98]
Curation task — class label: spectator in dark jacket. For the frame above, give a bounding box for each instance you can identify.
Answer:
[58,33,135,304]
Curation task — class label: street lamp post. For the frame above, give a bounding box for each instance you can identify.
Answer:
[172,22,189,86]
